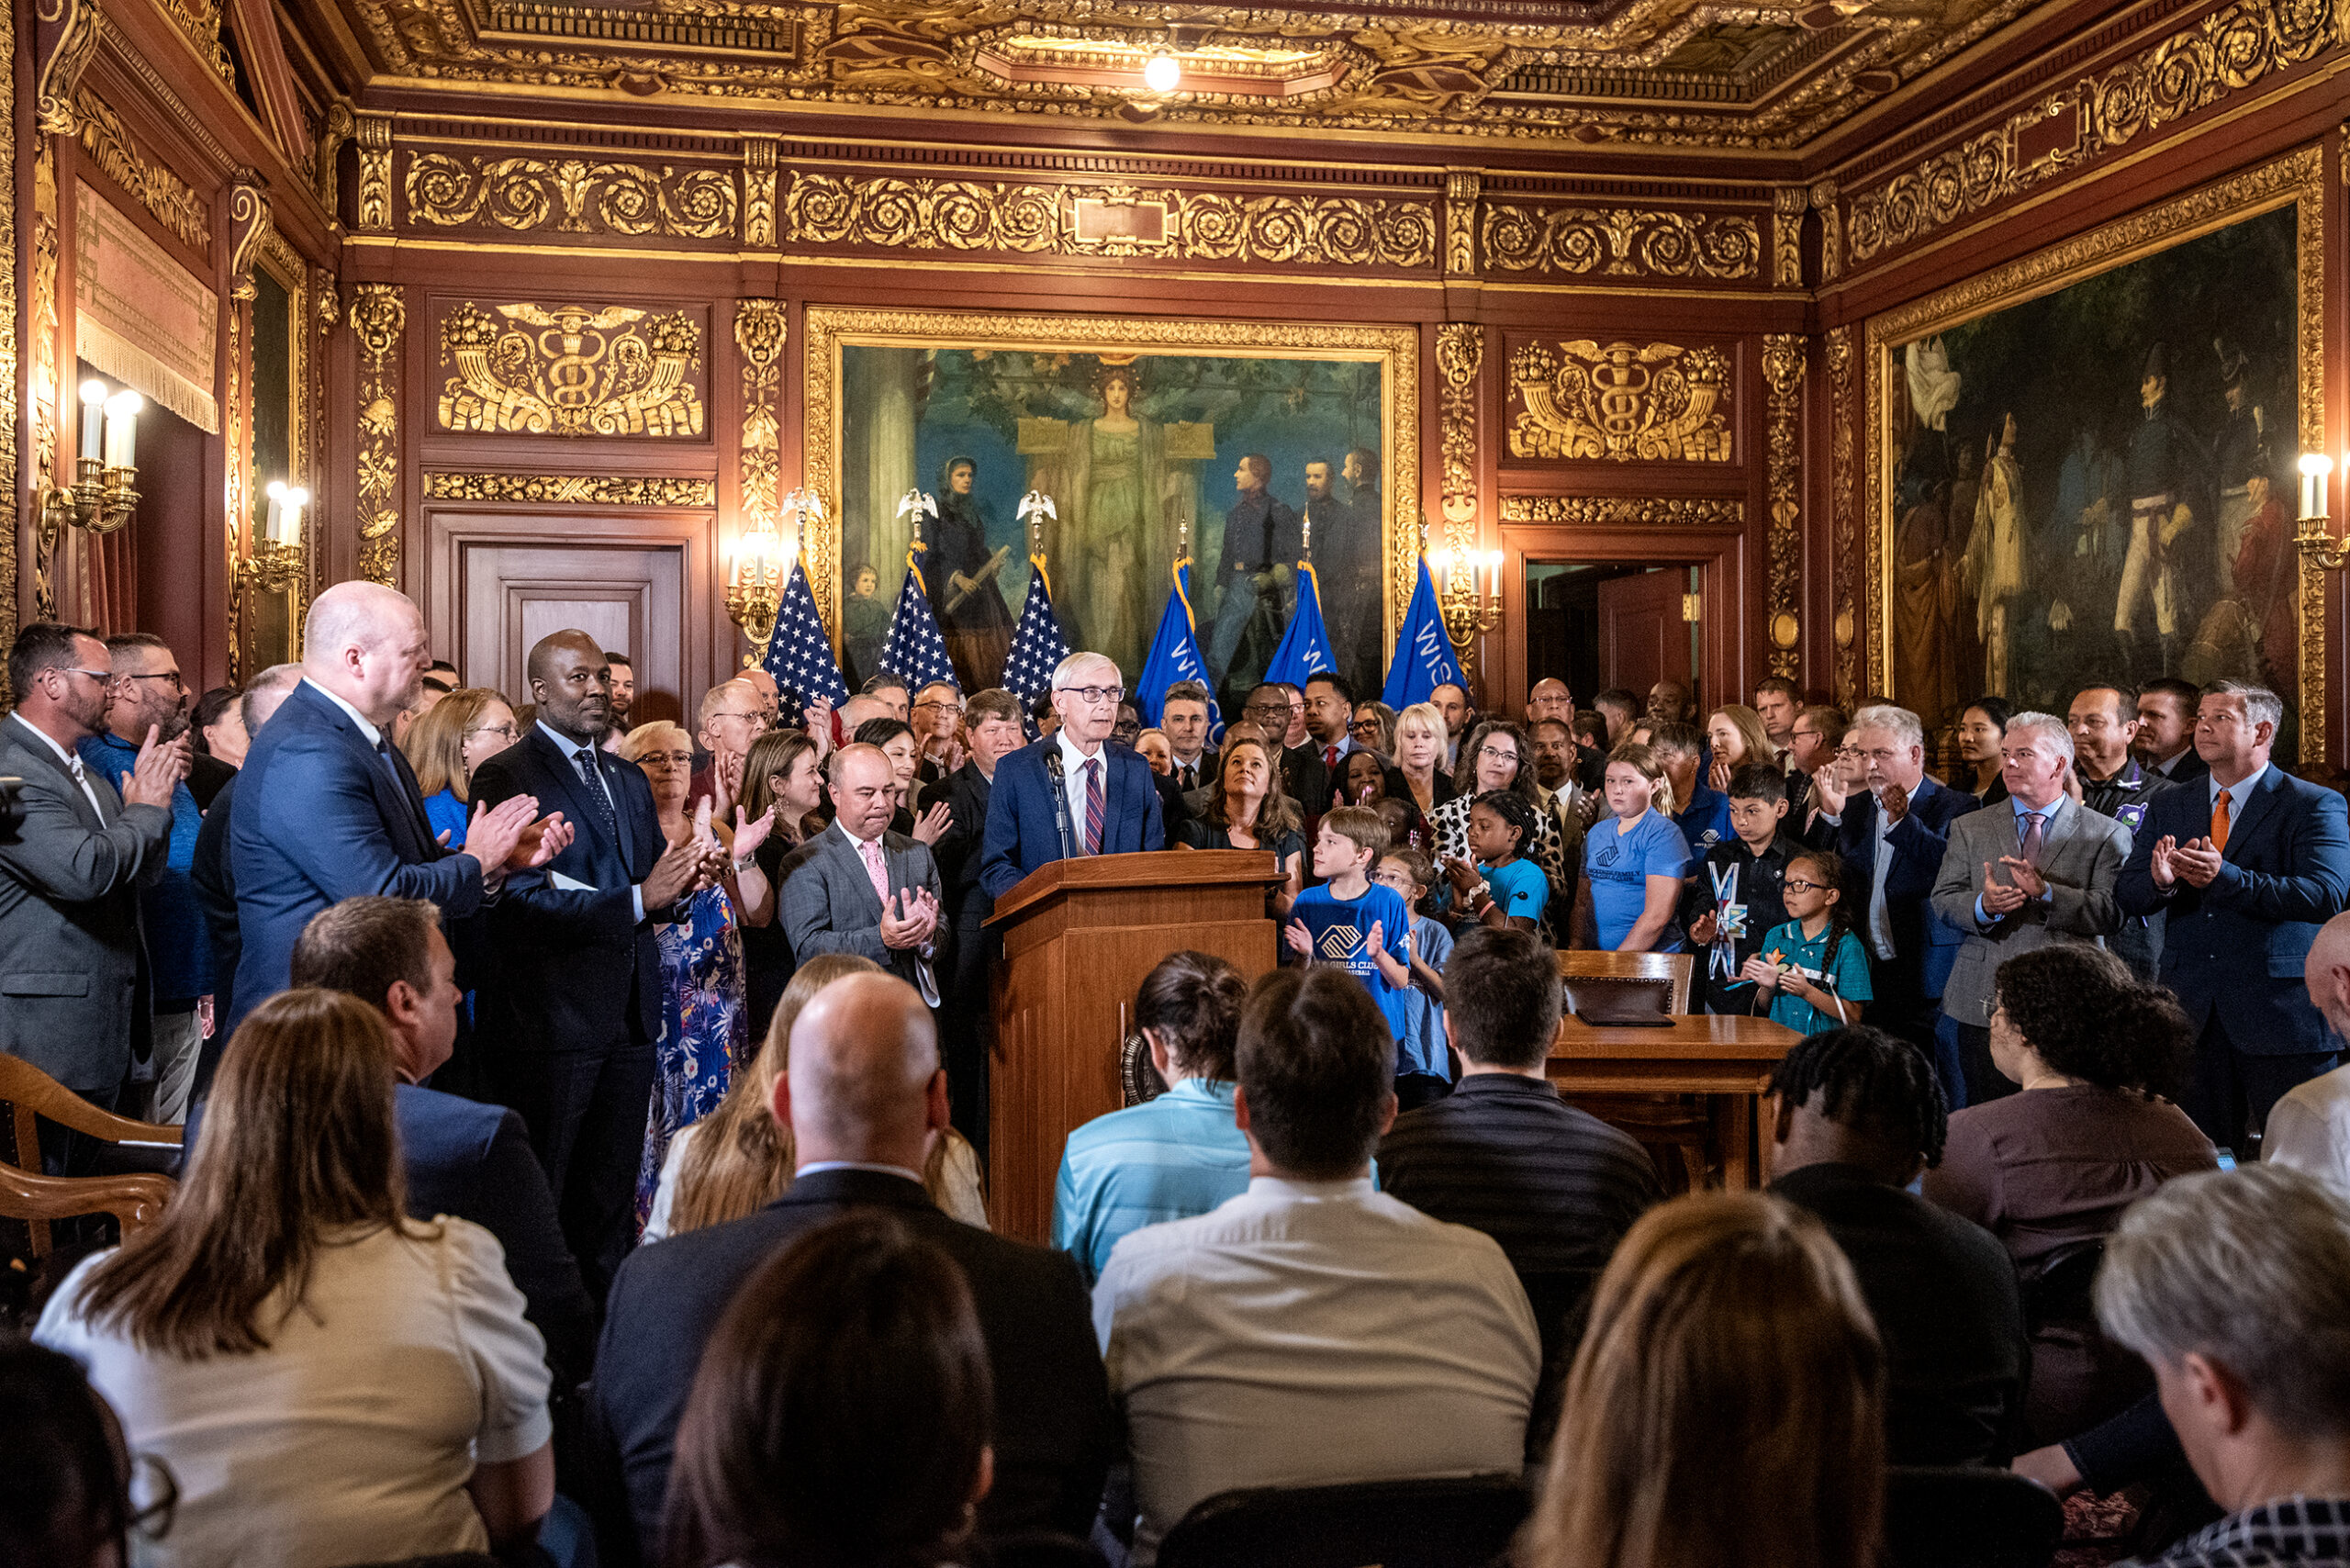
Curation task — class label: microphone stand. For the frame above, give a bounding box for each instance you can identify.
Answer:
[1045,748,1076,860]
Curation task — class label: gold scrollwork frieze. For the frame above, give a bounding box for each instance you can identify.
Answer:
[1844,0,2336,267]
[1479,205,1761,281]
[352,284,406,588]
[438,301,705,438]
[1762,333,1805,679]
[1508,339,1733,463]
[735,299,787,543]
[1500,496,1745,528]
[74,92,209,253]
[406,152,739,241]
[422,472,718,506]
[784,173,1438,270]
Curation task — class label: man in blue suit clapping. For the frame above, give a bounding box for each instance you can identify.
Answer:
[2119,678,2350,1152]
[981,651,1165,901]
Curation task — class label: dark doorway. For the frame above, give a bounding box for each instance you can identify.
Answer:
[1525,561,1702,712]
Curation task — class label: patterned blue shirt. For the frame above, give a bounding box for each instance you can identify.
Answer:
[77,730,210,1002]
[1052,1078,1252,1286]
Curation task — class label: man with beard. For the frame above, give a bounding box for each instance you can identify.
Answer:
[934,455,1014,693]
[0,623,182,1141]
[76,634,228,1121]
[600,652,637,753]
[471,629,722,1295]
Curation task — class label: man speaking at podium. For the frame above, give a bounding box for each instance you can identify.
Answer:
[981,651,1165,900]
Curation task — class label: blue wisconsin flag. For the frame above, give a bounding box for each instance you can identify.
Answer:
[878,539,960,694]
[1263,561,1337,689]
[1002,555,1072,722]
[760,555,851,716]
[1382,554,1468,710]
[1134,555,1223,732]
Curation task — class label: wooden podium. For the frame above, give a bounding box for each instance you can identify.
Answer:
[984,849,1281,1241]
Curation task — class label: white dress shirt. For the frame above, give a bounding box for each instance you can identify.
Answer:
[1093,1176,1539,1564]
[2266,1064,2350,1191]
[304,677,385,746]
[2209,762,2270,824]
[1866,777,1929,960]
[8,711,106,819]
[535,718,646,923]
[1057,730,1110,855]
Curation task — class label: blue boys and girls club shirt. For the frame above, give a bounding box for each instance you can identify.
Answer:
[1584,809,1695,952]
[78,731,211,1003]
[1674,782,1735,856]
[1754,917,1874,1034]
[1291,879,1418,1056]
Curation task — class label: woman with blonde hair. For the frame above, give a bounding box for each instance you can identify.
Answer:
[1574,743,1692,953]
[1704,703,1782,790]
[401,687,520,848]
[34,990,554,1567]
[643,953,987,1239]
[1522,1193,1885,1568]
[1392,701,1454,817]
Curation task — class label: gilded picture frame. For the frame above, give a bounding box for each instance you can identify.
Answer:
[1861,145,2325,763]
[801,307,1420,696]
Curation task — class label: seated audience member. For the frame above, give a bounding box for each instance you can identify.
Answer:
[643,953,985,1240]
[1053,951,1252,1284]
[1683,764,1798,1015]
[2096,1167,2350,1568]
[278,895,596,1387]
[401,685,520,848]
[663,1213,1004,1568]
[1,1339,136,1568]
[1747,849,1874,1033]
[595,973,1113,1559]
[1922,945,2216,1443]
[2270,911,2350,1189]
[1521,1192,1885,1568]
[1575,745,1693,953]
[36,990,554,1567]
[1375,926,1659,1446]
[1766,1027,2029,1466]
[1094,967,1539,1565]
[1286,807,1427,1102]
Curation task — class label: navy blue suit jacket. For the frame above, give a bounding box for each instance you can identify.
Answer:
[2117,764,2350,1054]
[470,724,670,1051]
[979,738,1165,901]
[183,1081,595,1384]
[227,681,484,1036]
[1818,776,1975,994]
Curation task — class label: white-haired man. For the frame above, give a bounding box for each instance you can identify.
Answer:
[1930,711,2131,1107]
[980,652,1165,899]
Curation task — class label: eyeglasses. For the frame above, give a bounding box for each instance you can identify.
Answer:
[1476,745,1519,762]
[467,723,519,742]
[1057,685,1124,704]
[1349,718,1382,734]
[639,750,696,767]
[913,698,962,713]
[708,711,761,723]
[1783,878,1830,893]
[119,670,185,690]
[51,666,112,684]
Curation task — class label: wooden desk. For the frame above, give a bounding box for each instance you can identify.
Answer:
[1548,1015,1804,1190]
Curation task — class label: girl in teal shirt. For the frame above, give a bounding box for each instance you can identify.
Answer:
[1744,848,1874,1033]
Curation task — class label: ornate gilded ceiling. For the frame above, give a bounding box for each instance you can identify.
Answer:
[332,0,2052,149]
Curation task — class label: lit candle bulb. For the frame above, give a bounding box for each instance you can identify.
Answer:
[280,487,308,547]
[102,390,142,471]
[78,380,107,465]
[264,481,287,546]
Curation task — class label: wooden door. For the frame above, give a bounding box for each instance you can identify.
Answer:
[1597,567,1694,700]
[455,541,686,723]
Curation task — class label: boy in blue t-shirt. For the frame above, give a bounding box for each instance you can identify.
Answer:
[1285,805,1427,1103]
[1744,847,1874,1034]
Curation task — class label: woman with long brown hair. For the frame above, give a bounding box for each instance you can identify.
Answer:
[34,990,554,1568]
[642,954,987,1239]
[737,727,828,1035]
[1522,1193,1885,1568]
[1177,733,1304,913]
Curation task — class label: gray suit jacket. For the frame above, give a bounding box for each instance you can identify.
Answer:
[0,713,174,1094]
[780,820,949,997]
[1930,796,2129,1028]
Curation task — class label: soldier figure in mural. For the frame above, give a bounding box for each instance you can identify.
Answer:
[1204,454,1304,701]
[2113,342,2213,683]
[931,455,1013,693]
[1304,457,1378,700]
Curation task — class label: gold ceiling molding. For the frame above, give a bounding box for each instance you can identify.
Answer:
[438,300,705,437]
[1826,325,1858,703]
[422,471,719,506]
[1508,340,1732,463]
[1478,206,1760,281]
[74,92,210,254]
[406,152,739,241]
[352,284,406,588]
[1436,322,1481,526]
[1761,333,1804,679]
[783,172,1437,268]
[1844,0,2337,267]
[1499,496,1744,527]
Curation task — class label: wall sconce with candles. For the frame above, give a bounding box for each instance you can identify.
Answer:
[1430,513,1504,649]
[234,480,310,591]
[2296,453,2350,570]
[39,380,143,559]
[727,487,824,663]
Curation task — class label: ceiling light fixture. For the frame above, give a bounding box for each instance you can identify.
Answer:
[1143,48,1181,93]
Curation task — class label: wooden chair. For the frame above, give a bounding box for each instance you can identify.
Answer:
[0,1055,183,1258]
[1556,951,1713,1191]
[1158,1474,1529,1568]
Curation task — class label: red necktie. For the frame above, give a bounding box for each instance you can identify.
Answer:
[1325,745,1339,769]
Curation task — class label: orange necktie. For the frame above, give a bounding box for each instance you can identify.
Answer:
[2211,791,2231,852]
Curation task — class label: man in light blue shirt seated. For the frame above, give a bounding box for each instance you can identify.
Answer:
[1052,951,1252,1284]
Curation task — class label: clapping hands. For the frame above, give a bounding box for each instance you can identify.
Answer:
[879,887,942,951]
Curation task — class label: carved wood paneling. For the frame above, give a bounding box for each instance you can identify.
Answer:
[1479,206,1762,280]
[74,93,209,252]
[1762,334,1805,679]
[435,301,705,438]
[352,285,406,587]
[421,472,718,506]
[405,153,739,240]
[1500,496,1744,527]
[1508,340,1733,463]
[1827,326,1858,703]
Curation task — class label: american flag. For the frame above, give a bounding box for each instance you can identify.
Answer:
[761,557,851,720]
[878,541,961,694]
[1002,556,1072,720]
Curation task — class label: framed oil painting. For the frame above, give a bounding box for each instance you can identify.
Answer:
[803,308,1419,705]
[1865,149,2323,762]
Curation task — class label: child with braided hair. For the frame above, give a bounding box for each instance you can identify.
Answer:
[1439,790,1549,935]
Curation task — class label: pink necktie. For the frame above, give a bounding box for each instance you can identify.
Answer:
[860,837,890,906]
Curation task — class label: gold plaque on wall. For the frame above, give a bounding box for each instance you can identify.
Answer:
[436,299,707,437]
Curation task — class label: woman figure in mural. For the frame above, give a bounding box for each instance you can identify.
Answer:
[1060,364,1175,668]
[1964,412,2027,699]
[930,455,1013,692]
